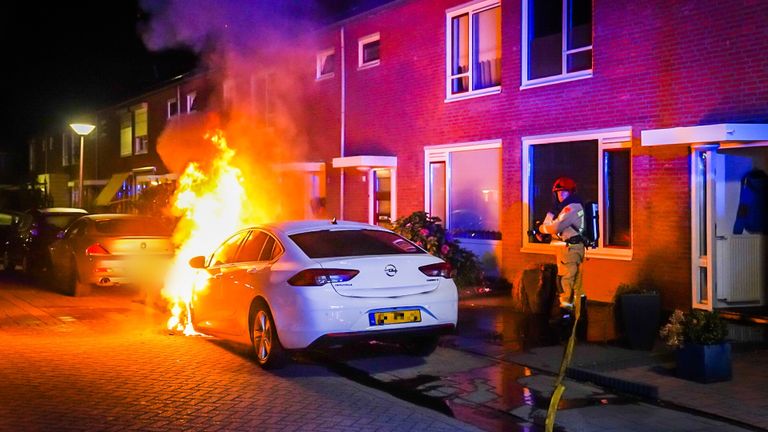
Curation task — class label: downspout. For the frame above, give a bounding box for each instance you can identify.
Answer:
[177,84,182,116]
[339,26,346,220]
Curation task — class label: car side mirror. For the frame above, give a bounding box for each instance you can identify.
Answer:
[188,255,206,269]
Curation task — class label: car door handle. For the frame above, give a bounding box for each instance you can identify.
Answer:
[247,267,266,274]
[715,235,727,240]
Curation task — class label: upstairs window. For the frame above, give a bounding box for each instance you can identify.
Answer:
[358,33,380,69]
[446,0,501,100]
[133,105,148,155]
[316,48,336,80]
[120,111,132,157]
[167,98,178,118]
[186,91,197,112]
[523,0,592,87]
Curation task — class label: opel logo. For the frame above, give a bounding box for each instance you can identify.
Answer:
[384,264,397,277]
[140,242,147,250]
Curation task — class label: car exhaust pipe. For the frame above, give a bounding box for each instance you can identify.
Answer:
[99,277,111,286]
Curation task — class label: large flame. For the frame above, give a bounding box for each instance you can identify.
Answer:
[163,130,255,334]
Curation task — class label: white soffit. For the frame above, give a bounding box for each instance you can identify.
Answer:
[332,155,397,168]
[641,123,768,146]
[275,162,326,172]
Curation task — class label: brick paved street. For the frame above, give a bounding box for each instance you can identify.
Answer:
[0,283,480,432]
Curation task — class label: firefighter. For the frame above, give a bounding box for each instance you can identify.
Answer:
[538,177,585,309]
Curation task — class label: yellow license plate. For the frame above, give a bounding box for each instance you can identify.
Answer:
[372,310,421,325]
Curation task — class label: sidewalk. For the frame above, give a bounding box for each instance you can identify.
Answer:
[458,296,768,431]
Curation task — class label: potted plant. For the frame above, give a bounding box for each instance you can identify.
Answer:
[615,283,660,350]
[660,309,732,383]
[389,211,484,290]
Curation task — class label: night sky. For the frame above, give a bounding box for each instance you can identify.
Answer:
[0,0,392,181]
[1,1,197,160]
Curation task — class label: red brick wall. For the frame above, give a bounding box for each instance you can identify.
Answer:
[307,0,768,310]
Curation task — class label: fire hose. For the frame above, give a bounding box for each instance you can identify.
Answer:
[545,296,582,432]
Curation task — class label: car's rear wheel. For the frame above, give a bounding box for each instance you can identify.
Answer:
[250,301,286,369]
[65,257,91,297]
[401,335,440,357]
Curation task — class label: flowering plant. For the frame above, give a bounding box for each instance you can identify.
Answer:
[389,211,484,289]
[659,309,728,349]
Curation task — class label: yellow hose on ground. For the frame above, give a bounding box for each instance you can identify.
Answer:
[545,296,582,432]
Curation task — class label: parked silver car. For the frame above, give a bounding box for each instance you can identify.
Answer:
[49,214,175,296]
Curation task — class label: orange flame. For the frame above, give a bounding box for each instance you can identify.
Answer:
[162,129,254,334]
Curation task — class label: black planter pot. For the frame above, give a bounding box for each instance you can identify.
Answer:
[619,293,660,350]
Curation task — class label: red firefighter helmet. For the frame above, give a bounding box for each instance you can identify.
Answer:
[552,176,577,192]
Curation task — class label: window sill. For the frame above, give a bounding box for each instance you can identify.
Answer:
[521,243,632,261]
[520,71,592,90]
[445,86,501,103]
[316,73,335,82]
[358,61,380,70]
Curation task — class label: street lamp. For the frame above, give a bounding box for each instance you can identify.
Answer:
[69,123,95,208]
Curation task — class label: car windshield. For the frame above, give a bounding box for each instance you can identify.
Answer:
[289,229,423,258]
[43,214,85,230]
[94,218,173,236]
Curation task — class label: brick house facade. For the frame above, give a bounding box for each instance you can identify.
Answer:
[303,0,768,311]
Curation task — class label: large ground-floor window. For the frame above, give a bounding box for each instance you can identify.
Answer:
[522,128,632,259]
[425,140,501,240]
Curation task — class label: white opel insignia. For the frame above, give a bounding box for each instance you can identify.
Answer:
[188,219,458,368]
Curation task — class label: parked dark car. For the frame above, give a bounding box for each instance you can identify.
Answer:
[0,210,24,271]
[3,207,87,275]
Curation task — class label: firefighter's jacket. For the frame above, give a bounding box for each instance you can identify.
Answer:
[541,202,584,242]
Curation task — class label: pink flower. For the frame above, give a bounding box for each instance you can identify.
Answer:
[416,241,423,247]
[440,244,450,255]
[419,228,429,236]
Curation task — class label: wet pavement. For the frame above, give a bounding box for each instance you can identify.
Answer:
[2,274,767,431]
[316,295,766,431]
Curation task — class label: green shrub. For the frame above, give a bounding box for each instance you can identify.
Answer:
[389,211,484,288]
[660,309,728,348]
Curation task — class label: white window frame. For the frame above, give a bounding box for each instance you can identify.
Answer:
[521,127,632,260]
[167,98,178,118]
[368,168,397,225]
[424,139,502,232]
[521,0,593,89]
[316,48,336,80]
[445,0,502,102]
[358,33,381,70]
[186,91,197,113]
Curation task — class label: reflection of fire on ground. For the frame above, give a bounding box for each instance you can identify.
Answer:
[160,118,309,334]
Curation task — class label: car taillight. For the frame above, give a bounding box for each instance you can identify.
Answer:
[419,262,452,278]
[85,243,110,256]
[287,269,360,286]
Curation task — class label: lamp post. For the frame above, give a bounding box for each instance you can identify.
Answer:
[69,123,95,208]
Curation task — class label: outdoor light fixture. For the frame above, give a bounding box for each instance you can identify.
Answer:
[69,123,96,208]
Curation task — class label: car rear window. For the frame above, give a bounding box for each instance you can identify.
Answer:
[43,214,85,230]
[94,218,173,236]
[289,229,423,258]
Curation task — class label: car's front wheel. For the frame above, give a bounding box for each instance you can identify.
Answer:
[250,301,286,369]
